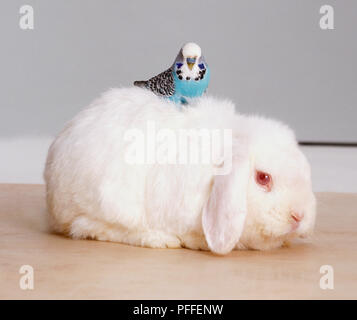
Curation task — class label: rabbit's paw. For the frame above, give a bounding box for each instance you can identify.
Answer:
[140,231,182,249]
[181,233,209,251]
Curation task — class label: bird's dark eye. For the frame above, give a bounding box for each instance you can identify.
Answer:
[255,170,272,191]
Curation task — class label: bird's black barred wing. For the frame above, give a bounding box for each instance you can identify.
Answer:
[145,67,175,97]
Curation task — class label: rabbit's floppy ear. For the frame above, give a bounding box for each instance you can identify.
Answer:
[202,154,250,255]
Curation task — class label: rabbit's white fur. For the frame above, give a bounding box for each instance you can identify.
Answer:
[44,87,316,254]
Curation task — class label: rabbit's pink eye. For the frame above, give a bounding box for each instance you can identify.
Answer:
[255,171,272,191]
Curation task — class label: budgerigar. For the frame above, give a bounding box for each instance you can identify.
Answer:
[134,42,210,105]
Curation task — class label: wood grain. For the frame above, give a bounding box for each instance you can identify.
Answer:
[0,184,356,299]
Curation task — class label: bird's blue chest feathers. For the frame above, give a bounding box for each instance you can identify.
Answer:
[172,68,210,98]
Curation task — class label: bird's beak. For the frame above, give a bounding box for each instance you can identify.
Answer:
[186,57,196,70]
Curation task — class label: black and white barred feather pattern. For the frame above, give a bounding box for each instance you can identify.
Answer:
[134,67,175,97]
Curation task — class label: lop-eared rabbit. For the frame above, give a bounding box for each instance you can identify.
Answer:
[44,88,316,254]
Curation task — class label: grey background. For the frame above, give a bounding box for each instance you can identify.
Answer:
[1,0,356,142]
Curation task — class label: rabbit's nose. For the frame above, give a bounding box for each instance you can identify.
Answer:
[291,212,304,222]
[290,212,304,231]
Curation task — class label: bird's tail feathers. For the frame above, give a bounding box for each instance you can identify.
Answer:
[133,81,147,88]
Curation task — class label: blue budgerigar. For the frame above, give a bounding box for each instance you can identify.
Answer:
[134,42,210,104]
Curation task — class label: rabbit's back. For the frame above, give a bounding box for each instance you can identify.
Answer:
[44,88,219,243]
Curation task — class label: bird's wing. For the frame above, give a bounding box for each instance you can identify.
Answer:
[145,67,175,97]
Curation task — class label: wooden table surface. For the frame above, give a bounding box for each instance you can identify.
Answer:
[0,184,356,299]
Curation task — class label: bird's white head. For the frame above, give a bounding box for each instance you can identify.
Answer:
[181,42,202,70]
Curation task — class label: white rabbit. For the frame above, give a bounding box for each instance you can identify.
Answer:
[44,87,316,254]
